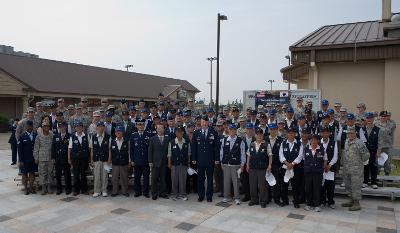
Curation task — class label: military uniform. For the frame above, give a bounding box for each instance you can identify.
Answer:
[18,127,38,194]
[341,127,370,211]
[191,124,220,202]
[130,130,151,197]
[33,130,54,194]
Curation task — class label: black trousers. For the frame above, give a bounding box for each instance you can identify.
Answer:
[282,166,304,205]
[364,153,378,185]
[151,166,166,196]
[321,179,335,205]
[165,166,172,194]
[10,141,17,163]
[214,164,223,193]
[197,165,214,199]
[304,172,322,207]
[72,158,88,193]
[56,159,71,192]
[186,163,198,194]
[134,165,150,195]
[272,166,285,203]
[240,168,250,199]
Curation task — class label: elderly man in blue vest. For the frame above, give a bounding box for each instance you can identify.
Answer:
[191,116,220,202]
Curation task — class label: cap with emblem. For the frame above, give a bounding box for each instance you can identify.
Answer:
[347,113,355,120]
[67,105,75,110]
[27,107,35,112]
[140,108,149,113]
[153,115,160,119]
[327,108,334,114]
[216,120,224,126]
[239,115,246,122]
[176,126,185,132]
[246,122,254,129]
[357,103,366,109]
[136,119,145,124]
[74,121,83,127]
[259,112,267,118]
[340,107,347,112]
[321,99,329,105]
[285,107,294,113]
[379,111,388,117]
[228,124,237,129]
[93,111,101,117]
[255,128,264,135]
[96,121,105,127]
[158,92,164,97]
[75,104,82,109]
[278,119,285,124]
[26,120,33,126]
[36,102,43,107]
[115,125,125,132]
[365,112,374,119]
[268,123,277,129]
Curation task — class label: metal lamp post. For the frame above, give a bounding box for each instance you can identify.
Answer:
[267,79,275,91]
[284,55,291,90]
[216,13,228,114]
[206,57,217,107]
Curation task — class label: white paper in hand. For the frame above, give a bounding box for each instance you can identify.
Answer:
[103,163,112,173]
[323,171,335,181]
[284,169,294,183]
[378,152,388,166]
[187,167,197,176]
[237,168,242,179]
[265,172,276,186]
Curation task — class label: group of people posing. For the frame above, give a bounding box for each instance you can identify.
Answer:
[10,95,396,213]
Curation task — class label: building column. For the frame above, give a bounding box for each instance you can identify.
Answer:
[309,62,318,90]
[22,96,29,113]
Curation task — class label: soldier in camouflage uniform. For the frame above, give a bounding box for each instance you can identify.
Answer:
[341,126,370,211]
[236,116,247,139]
[333,102,342,121]
[355,103,366,127]
[70,104,90,134]
[16,107,36,140]
[294,97,305,119]
[33,102,46,130]
[33,119,54,195]
[375,111,393,175]
[65,105,75,122]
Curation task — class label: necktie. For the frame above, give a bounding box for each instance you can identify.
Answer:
[160,136,163,144]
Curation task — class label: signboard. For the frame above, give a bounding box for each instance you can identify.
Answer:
[255,90,290,108]
[242,89,321,112]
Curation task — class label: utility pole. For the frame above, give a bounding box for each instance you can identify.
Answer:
[206,57,217,107]
[267,80,275,91]
[216,13,228,114]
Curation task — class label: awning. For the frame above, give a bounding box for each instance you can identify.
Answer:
[280,63,309,81]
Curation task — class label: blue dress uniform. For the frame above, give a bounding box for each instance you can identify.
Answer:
[52,130,72,194]
[266,133,284,205]
[18,131,38,174]
[130,129,151,197]
[363,112,380,186]
[70,132,90,195]
[8,122,18,165]
[191,122,220,201]
[303,144,326,208]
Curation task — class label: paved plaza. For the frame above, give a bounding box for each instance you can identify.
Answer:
[0,147,399,233]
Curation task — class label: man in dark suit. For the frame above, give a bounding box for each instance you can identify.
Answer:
[148,123,170,200]
[121,111,136,138]
[9,118,19,165]
[191,116,220,202]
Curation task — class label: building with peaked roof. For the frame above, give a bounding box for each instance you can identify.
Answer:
[0,52,199,118]
[280,0,400,147]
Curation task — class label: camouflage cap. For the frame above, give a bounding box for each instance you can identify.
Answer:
[347,126,356,134]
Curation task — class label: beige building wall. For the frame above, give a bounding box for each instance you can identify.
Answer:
[384,58,400,147]
[317,62,385,114]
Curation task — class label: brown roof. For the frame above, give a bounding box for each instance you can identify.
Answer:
[0,53,199,99]
[290,20,400,51]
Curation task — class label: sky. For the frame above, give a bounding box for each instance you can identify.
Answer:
[1,0,399,104]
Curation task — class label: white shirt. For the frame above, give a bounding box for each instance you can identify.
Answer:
[115,137,124,150]
[321,138,338,167]
[278,139,304,165]
[68,132,86,149]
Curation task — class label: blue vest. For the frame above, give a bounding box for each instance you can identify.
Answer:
[249,141,269,169]
[71,134,89,160]
[282,140,301,162]
[170,139,189,166]
[222,137,242,166]
[303,145,324,174]
[265,136,283,167]
[130,132,150,166]
[363,125,379,155]
[92,134,111,162]
[322,139,336,172]
[53,133,71,162]
[111,139,129,166]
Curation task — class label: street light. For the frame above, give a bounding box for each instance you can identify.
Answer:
[284,55,291,90]
[206,57,217,107]
[267,80,275,91]
[124,64,133,72]
[216,13,228,114]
